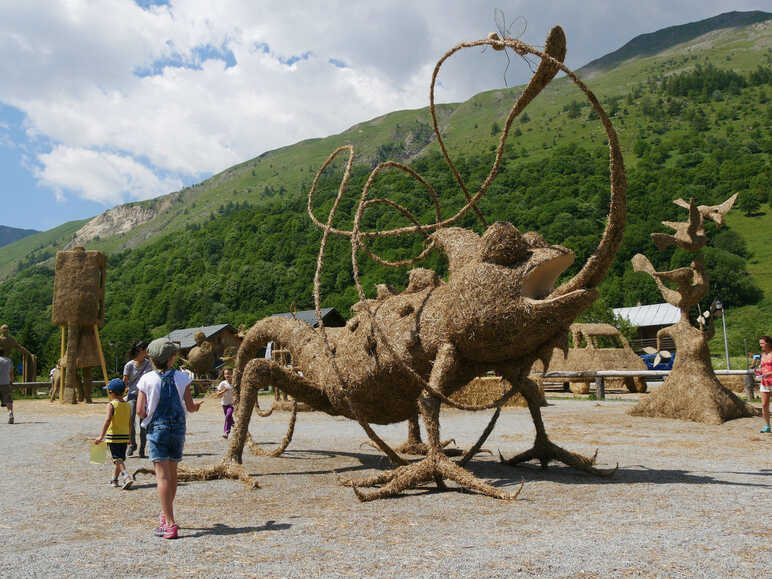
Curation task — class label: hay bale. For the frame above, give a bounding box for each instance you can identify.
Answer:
[450,376,542,408]
[717,374,746,393]
[52,248,106,328]
[569,381,590,395]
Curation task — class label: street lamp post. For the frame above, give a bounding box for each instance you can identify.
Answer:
[715,300,730,370]
[109,342,118,375]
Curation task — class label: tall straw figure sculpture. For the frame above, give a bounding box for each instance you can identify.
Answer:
[51,247,110,404]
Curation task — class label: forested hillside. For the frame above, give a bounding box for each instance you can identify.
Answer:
[0,17,770,376]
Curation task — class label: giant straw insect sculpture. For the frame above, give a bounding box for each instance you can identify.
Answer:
[190,25,628,501]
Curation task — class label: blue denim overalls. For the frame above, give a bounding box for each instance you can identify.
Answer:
[146,369,186,462]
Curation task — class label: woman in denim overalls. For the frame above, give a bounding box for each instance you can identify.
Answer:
[137,338,203,539]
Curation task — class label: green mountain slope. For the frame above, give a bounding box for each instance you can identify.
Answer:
[580,10,771,73]
[4,11,770,279]
[0,225,38,248]
[709,208,772,357]
[0,219,88,277]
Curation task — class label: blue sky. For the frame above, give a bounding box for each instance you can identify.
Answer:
[0,0,768,231]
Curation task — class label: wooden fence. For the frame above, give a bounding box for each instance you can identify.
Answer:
[536,369,759,400]
[11,373,760,402]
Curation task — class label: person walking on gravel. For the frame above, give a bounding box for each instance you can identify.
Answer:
[137,338,203,539]
[756,335,772,433]
[123,340,152,457]
[215,367,234,438]
[0,348,14,424]
[94,378,134,489]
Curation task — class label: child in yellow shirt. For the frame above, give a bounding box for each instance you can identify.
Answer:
[94,378,134,489]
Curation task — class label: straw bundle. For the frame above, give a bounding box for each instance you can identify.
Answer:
[716,374,746,393]
[450,376,538,408]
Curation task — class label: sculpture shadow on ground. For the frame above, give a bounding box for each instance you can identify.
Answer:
[246,447,771,492]
[499,462,771,490]
[182,520,292,539]
[247,447,396,477]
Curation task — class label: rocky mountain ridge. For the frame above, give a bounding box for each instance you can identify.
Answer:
[64,194,181,250]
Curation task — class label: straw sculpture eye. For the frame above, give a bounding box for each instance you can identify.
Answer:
[480,222,528,266]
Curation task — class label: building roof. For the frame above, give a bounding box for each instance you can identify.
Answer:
[272,307,344,328]
[612,303,681,328]
[165,323,237,350]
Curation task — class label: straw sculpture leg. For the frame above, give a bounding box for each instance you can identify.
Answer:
[225,360,329,465]
[80,367,93,404]
[245,400,298,457]
[340,345,522,500]
[392,415,427,454]
[136,464,259,488]
[499,377,617,476]
[362,412,460,457]
[63,324,80,404]
[340,396,522,501]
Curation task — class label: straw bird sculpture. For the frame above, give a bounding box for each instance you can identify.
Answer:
[651,198,707,251]
[673,192,738,228]
[189,26,629,501]
[631,254,708,310]
[630,195,758,424]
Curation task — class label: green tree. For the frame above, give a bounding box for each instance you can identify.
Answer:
[737,189,762,216]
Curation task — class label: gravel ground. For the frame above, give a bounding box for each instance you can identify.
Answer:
[0,395,769,577]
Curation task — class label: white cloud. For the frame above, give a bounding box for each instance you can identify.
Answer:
[37,146,182,205]
[0,0,768,208]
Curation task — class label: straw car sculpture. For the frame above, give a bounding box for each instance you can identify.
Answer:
[629,194,759,424]
[190,26,627,501]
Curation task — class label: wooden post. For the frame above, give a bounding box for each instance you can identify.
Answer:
[22,358,31,395]
[59,326,66,402]
[595,375,605,400]
[744,370,755,401]
[63,324,80,404]
[93,325,109,386]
